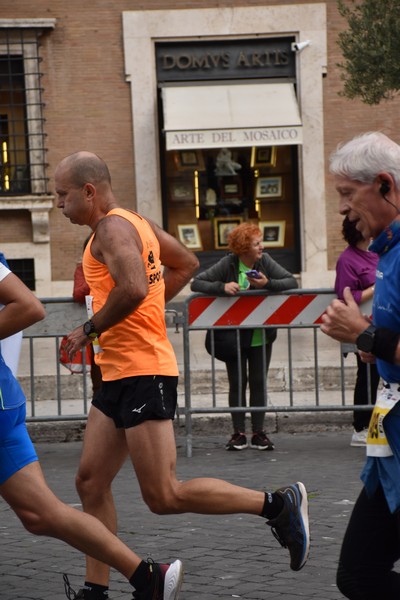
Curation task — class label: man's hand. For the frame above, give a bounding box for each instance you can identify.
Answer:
[320,287,370,343]
[65,325,90,360]
[359,350,376,364]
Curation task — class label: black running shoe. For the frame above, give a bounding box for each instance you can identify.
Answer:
[250,431,274,450]
[63,576,98,599]
[132,559,183,600]
[225,432,248,451]
[266,482,310,571]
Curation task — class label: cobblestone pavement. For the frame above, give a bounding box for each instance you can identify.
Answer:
[0,430,366,600]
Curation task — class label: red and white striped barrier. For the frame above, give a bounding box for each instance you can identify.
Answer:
[188,292,372,328]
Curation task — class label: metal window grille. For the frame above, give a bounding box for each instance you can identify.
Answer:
[0,28,48,196]
[7,257,35,290]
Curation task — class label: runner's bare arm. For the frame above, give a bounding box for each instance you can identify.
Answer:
[65,216,148,355]
[0,273,45,339]
[149,219,199,303]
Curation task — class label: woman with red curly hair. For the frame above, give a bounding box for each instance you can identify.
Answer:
[191,222,298,451]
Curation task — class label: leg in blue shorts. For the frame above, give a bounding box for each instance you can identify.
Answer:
[0,406,182,598]
[0,404,38,484]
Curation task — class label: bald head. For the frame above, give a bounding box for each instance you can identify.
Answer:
[55,151,118,228]
[56,151,112,188]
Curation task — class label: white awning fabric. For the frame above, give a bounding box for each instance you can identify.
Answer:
[162,82,302,150]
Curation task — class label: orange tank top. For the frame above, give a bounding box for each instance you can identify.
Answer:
[83,208,178,380]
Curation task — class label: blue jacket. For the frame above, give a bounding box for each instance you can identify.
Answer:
[361,221,400,512]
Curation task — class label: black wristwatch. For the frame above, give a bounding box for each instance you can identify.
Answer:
[356,325,376,353]
[83,319,98,339]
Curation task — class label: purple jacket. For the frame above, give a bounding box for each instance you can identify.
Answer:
[334,245,378,305]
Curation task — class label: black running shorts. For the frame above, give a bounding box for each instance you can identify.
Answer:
[92,375,178,429]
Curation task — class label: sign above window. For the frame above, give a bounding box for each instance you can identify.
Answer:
[156,37,295,82]
[162,83,302,150]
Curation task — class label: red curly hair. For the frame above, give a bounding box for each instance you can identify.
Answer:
[227,223,262,255]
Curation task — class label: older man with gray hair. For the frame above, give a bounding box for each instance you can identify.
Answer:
[321,131,400,599]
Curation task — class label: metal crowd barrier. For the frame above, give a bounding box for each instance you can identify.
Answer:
[18,293,375,456]
[182,290,374,457]
[21,298,180,423]
[21,298,87,423]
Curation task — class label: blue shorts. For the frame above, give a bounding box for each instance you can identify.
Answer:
[0,405,38,485]
[92,375,178,429]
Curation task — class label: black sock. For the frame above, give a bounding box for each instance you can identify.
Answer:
[260,492,284,520]
[82,582,109,599]
[129,560,151,592]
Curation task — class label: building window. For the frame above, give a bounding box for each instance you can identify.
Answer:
[156,38,302,273]
[164,146,298,259]
[0,26,50,196]
[7,258,35,290]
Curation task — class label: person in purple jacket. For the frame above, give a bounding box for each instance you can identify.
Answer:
[335,216,380,447]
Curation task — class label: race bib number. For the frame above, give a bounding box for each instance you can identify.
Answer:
[366,386,399,457]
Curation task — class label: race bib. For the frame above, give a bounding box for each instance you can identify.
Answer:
[366,385,400,457]
[85,295,103,355]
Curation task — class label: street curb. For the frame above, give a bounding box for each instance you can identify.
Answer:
[27,411,353,443]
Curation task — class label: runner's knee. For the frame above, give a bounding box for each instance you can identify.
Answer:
[16,507,53,536]
[75,470,98,499]
[142,487,180,515]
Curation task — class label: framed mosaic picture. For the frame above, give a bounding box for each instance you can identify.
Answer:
[174,150,205,171]
[250,146,277,168]
[170,179,195,202]
[214,217,243,249]
[259,220,286,248]
[255,176,283,199]
[177,223,202,250]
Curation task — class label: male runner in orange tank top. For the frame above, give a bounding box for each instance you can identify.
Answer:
[57,151,310,600]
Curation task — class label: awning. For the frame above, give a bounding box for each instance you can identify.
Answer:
[161,82,302,150]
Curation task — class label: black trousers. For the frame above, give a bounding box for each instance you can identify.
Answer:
[353,354,380,432]
[337,485,400,599]
[225,343,272,433]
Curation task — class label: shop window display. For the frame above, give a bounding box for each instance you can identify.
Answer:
[164,145,296,255]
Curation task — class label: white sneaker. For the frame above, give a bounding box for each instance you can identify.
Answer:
[350,429,367,447]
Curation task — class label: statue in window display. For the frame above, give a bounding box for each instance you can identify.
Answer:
[214,148,242,176]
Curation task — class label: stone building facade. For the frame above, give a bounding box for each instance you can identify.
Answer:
[1,1,399,296]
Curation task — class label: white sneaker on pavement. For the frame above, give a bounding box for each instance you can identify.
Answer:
[350,429,367,447]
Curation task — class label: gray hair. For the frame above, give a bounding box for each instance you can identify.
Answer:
[329,131,400,187]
